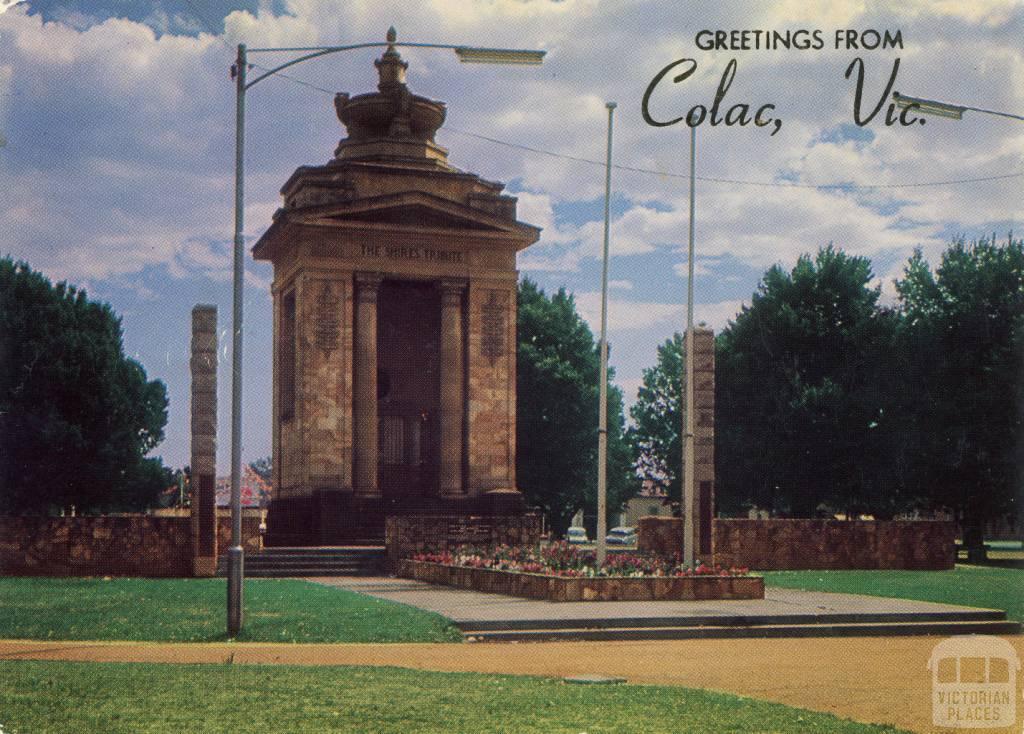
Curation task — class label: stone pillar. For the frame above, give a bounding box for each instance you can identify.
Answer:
[687,327,716,560]
[190,305,218,577]
[353,273,382,497]
[438,279,466,496]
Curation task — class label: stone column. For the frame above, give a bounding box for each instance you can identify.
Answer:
[438,280,466,496]
[190,305,218,577]
[690,328,716,560]
[353,273,382,497]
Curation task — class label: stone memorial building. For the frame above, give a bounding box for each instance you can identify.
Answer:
[253,41,540,546]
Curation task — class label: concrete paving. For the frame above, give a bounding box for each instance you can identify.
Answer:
[313,577,1016,639]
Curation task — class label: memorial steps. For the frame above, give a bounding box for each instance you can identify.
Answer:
[216,546,386,577]
[456,611,1021,642]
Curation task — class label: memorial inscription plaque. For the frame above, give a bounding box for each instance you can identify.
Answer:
[314,283,340,354]
[481,290,507,364]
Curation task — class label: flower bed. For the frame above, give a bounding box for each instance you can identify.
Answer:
[411,543,749,578]
[398,544,764,602]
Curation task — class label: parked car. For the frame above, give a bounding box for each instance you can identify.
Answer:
[566,527,589,544]
[605,526,637,545]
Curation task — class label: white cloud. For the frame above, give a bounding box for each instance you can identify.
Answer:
[616,376,644,407]
[672,259,714,278]
[3,1,1019,288]
[572,292,743,335]
[695,299,746,331]
[574,292,684,333]
[890,0,1019,25]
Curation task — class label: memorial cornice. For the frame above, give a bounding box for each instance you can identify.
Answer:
[253,190,540,261]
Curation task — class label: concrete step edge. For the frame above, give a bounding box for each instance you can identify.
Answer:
[463,620,1022,642]
[215,565,384,571]
[257,549,386,554]
[455,610,1008,631]
[215,570,384,578]
[232,556,385,560]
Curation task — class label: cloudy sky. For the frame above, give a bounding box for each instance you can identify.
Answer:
[1,0,1021,473]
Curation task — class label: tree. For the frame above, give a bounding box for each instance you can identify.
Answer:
[628,332,685,505]
[516,278,634,535]
[249,456,272,483]
[0,257,170,513]
[157,466,191,510]
[714,246,898,517]
[895,235,1024,553]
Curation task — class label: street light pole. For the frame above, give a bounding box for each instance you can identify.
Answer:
[227,42,246,638]
[597,101,616,568]
[682,123,696,569]
[225,29,544,637]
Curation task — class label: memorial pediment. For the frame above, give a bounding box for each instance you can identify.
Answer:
[302,192,521,234]
[255,190,539,261]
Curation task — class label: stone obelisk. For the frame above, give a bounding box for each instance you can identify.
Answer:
[190,305,218,576]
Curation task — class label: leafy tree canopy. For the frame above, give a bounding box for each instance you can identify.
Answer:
[0,257,170,513]
[249,456,272,483]
[631,246,900,518]
[894,235,1024,539]
[628,332,685,502]
[516,278,634,535]
[615,237,1024,534]
[715,245,899,517]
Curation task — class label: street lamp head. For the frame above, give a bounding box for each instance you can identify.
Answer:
[455,46,545,65]
[892,91,965,120]
[606,101,617,110]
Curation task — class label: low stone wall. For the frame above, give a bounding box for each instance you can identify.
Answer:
[215,514,264,557]
[637,517,687,558]
[714,519,956,570]
[385,514,542,571]
[638,517,956,570]
[0,514,262,577]
[399,560,764,602]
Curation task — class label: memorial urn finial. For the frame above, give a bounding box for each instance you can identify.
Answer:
[376,26,408,89]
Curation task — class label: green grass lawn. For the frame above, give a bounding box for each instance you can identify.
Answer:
[764,565,1024,622]
[0,578,461,643]
[983,540,1023,551]
[955,540,1024,563]
[0,660,908,734]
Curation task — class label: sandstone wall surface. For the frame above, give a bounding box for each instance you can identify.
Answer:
[638,517,955,570]
[385,514,541,570]
[0,515,261,577]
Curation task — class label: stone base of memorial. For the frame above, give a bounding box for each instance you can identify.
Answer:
[397,560,764,602]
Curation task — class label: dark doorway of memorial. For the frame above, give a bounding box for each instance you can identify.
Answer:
[377,279,441,509]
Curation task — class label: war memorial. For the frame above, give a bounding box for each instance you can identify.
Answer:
[249,40,542,547]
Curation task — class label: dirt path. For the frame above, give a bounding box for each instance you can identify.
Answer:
[3,635,1023,733]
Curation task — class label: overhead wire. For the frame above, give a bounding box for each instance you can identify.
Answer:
[239,65,1024,191]
[442,127,1024,190]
